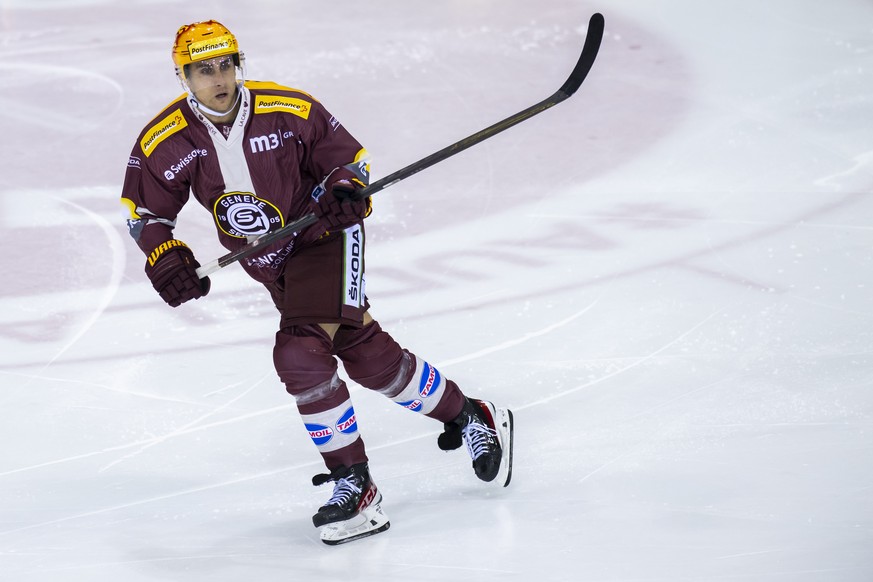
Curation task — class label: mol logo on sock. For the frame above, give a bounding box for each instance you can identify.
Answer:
[335,407,358,435]
[396,399,423,413]
[418,362,442,399]
[306,423,334,446]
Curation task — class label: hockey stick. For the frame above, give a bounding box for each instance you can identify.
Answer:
[196,12,604,279]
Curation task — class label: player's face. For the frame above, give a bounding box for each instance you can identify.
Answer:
[186,55,239,113]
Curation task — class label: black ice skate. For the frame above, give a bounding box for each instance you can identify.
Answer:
[311,462,390,545]
[438,398,514,487]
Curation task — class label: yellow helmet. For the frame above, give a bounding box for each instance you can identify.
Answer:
[172,20,240,73]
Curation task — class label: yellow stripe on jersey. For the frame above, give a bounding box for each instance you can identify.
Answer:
[140,108,188,157]
[244,81,318,102]
[120,197,140,219]
[253,94,312,119]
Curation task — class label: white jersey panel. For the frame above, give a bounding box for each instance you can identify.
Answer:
[190,87,256,195]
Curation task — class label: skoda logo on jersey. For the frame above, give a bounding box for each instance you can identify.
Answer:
[335,407,358,435]
[213,191,284,238]
[418,362,442,399]
[306,423,334,446]
[396,399,424,413]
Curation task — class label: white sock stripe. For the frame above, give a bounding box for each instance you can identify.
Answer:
[389,356,446,415]
[300,401,360,452]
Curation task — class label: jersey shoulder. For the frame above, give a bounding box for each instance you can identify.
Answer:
[246,80,322,120]
[136,93,194,158]
[245,80,319,101]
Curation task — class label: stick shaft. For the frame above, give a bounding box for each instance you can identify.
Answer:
[196,13,604,279]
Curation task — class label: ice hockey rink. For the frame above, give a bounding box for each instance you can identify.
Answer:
[1,0,871,580]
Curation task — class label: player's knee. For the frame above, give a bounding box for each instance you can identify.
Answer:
[336,322,410,393]
[336,322,454,416]
[273,325,338,397]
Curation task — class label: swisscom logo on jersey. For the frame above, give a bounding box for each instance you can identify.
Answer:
[140,109,187,157]
[213,191,284,238]
[163,148,208,180]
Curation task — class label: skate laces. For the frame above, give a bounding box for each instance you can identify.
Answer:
[462,420,498,461]
[325,476,362,507]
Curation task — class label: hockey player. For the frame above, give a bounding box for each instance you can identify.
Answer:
[119,20,514,544]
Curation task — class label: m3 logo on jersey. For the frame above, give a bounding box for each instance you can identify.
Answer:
[335,407,358,435]
[418,362,442,399]
[140,109,187,157]
[306,423,334,446]
[254,95,311,119]
[249,129,294,153]
[213,192,284,238]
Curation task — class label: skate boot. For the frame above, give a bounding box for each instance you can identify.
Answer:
[438,398,514,487]
[311,462,390,545]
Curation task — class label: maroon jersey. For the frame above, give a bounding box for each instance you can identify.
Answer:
[120,80,368,284]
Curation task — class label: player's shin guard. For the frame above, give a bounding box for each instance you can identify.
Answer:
[385,354,450,414]
[299,400,365,469]
[335,321,464,422]
[274,326,368,469]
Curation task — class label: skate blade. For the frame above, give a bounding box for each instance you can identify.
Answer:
[320,501,390,545]
[495,408,514,488]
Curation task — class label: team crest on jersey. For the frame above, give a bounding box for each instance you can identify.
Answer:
[213,191,284,238]
[254,95,311,119]
[140,109,187,157]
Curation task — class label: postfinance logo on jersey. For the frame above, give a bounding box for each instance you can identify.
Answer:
[254,95,311,120]
[141,109,188,157]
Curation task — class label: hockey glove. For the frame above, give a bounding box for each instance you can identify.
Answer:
[309,166,371,231]
[144,240,211,308]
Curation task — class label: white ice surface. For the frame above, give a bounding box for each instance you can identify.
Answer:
[1,0,872,580]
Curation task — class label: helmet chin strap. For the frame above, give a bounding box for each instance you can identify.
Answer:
[189,83,242,118]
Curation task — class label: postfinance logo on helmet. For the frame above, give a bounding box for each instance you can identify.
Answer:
[172,20,243,80]
[188,36,235,60]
